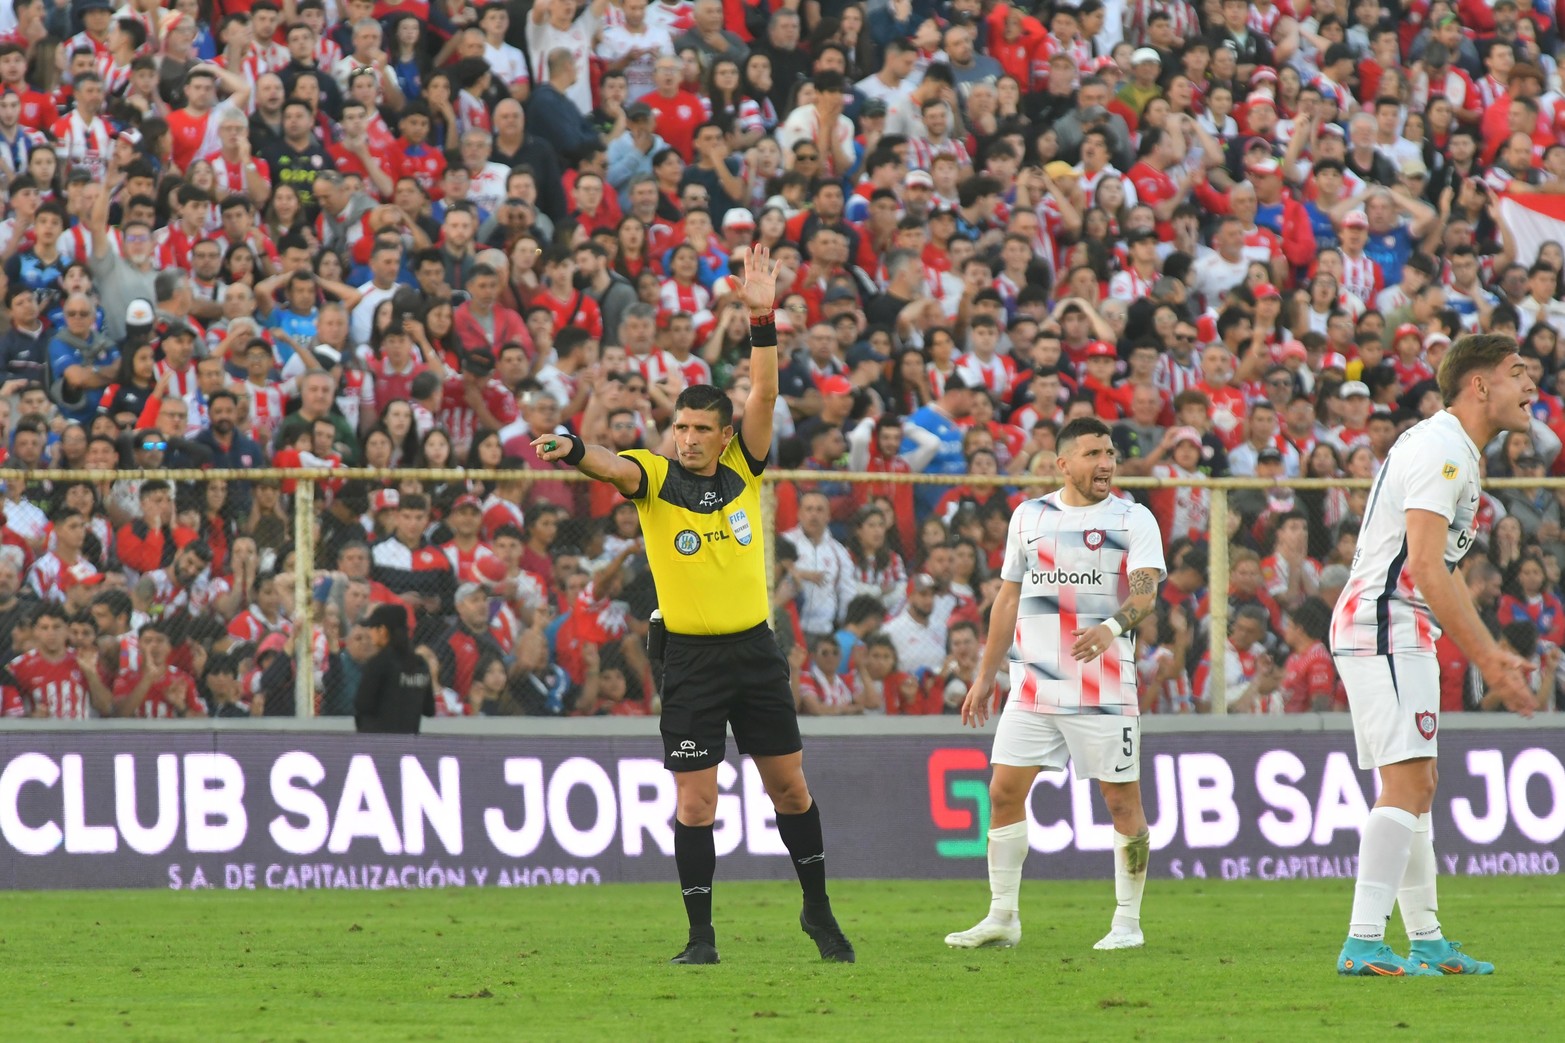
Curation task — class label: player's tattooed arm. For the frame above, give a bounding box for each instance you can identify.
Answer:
[1111,568,1162,634]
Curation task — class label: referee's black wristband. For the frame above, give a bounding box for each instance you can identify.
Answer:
[562,434,587,466]
[749,320,778,349]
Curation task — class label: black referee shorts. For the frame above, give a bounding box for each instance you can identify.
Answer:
[659,622,801,772]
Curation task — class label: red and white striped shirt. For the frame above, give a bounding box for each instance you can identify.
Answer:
[205,151,271,197]
[95,54,133,97]
[1339,251,1383,307]
[906,135,971,172]
[49,111,114,180]
[657,279,709,318]
[314,37,344,71]
[241,380,287,442]
[25,553,95,604]
[1109,266,1157,303]
[10,649,92,719]
[253,40,290,75]
[456,91,491,135]
[215,51,265,111]
[65,30,110,62]
[628,348,682,386]
[1153,352,1202,397]
[955,352,1016,397]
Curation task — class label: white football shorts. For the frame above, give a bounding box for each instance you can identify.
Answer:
[990,700,1141,782]
[1334,653,1440,770]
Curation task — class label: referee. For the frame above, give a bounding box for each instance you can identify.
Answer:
[533,245,853,966]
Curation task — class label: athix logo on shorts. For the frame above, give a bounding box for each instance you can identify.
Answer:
[670,740,710,759]
[1416,711,1437,740]
[674,530,701,555]
[1084,529,1106,551]
[1029,568,1106,586]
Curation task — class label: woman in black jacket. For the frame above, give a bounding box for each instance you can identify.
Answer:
[354,604,435,733]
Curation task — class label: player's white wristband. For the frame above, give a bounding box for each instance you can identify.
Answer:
[1103,618,1125,639]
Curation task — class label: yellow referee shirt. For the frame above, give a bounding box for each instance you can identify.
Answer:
[620,438,770,635]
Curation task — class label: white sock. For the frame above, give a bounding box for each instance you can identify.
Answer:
[1112,829,1150,933]
[1349,806,1419,942]
[986,821,1029,923]
[1398,812,1443,943]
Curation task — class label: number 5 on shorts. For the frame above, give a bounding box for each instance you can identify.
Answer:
[1122,727,1134,758]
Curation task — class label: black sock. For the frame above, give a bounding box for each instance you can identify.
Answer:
[674,820,715,944]
[776,801,829,909]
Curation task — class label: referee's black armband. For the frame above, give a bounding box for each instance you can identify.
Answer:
[563,434,587,466]
[749,320,778,349]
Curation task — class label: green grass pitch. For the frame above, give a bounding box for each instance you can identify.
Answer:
[2,878,1560,1041]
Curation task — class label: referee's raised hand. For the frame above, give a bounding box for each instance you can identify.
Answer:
[738,243,780,312]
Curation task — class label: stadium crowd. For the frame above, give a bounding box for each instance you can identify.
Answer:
[0,0,1559,721]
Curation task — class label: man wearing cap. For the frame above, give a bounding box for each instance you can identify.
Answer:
[1119,47,1164,117]
[1245,154,1316,271]
[437,581,509,702]
[1333,210,1385,307]
[1148,425,1211,549]
[354,603,435,734]
[1328,381,1375,452]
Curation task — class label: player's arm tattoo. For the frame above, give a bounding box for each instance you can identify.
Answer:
[1111,568,1162,634]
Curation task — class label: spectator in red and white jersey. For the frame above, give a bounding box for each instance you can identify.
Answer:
[95,17,147,99]
[50,72,114,182]
[454,263,531,358]
[25,510,96,604]
[1277,597,1342,713]
[0,44,57,131]
[954,313,1016,397]
[214,12,267,106]
[111,620,205,719]
[535,247,605,341]
[10,604,112,718]
[435,350,518,454]
[144,542,230,619]
[63,0,112,65]
[795,634,865,715]
[248,2,290,74]
[1149,426,1211,548]
[441,496,500,584]
[227,572,292,644]
[155,184,215,272]
[387,103,448,199]
[205,110,271,206]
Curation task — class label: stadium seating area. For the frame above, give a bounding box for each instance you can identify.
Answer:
[0,0,1560,719]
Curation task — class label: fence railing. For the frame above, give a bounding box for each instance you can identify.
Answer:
[0,465,1536,720]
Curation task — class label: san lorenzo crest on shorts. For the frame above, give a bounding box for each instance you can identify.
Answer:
[674,529,701,555]
[1415,711,1437,740]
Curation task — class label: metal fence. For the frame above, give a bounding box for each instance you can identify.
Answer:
[0,465,1532,721]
